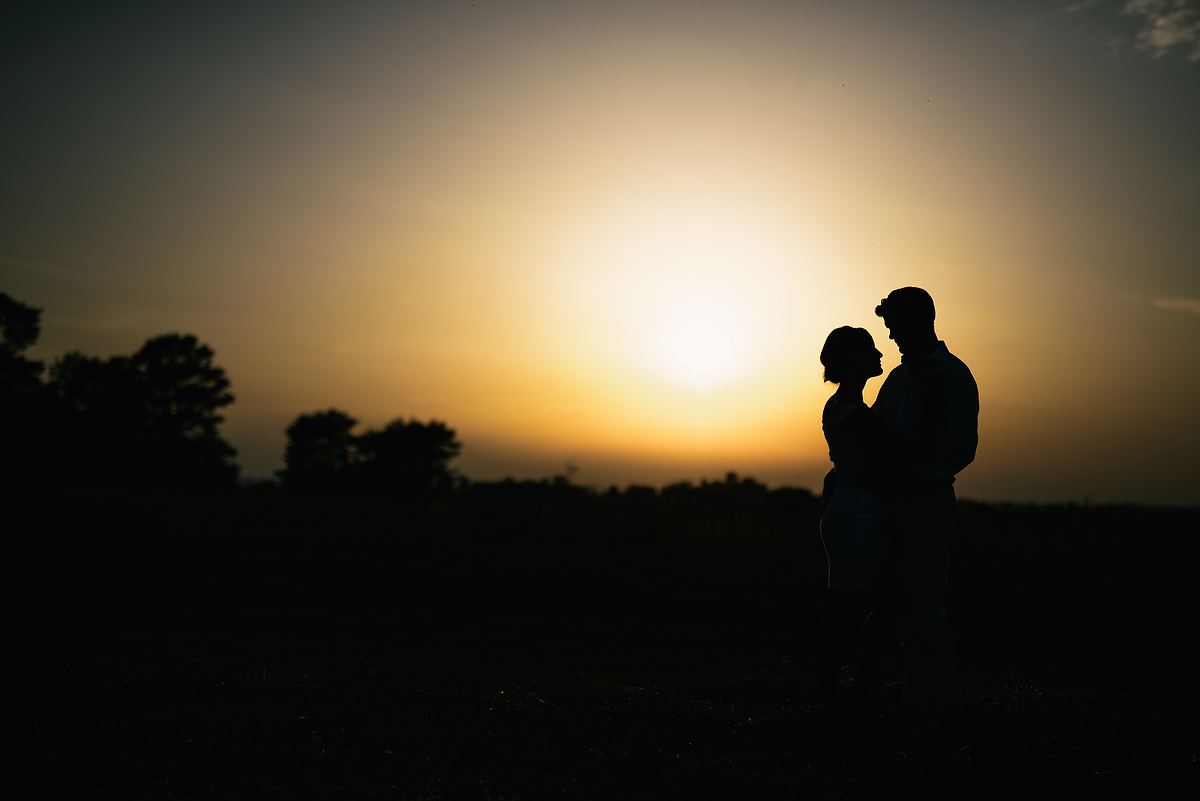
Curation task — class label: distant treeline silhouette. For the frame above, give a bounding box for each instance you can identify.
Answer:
[275,409,827,547]
[452,471,822,555]
[1,292,238,486]
[274,405,824,554]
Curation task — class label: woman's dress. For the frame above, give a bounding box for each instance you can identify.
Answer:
[820,395,890,591]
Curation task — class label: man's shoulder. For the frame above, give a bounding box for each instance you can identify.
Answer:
[872,363,912,411]
[932,343,979,409]
[931,342,973,377]
[876,363,909,392]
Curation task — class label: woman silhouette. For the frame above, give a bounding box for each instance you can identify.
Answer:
[813,326,921,703]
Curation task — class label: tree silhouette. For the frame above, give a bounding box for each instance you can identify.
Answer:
[0,293,48,481]
[279,410,462,496]
[353,419,461,495]
[279,409,358,490]
[48,334,238,486]
[48,352,140,481]
[0,292,44,399]
[130,334,238,485]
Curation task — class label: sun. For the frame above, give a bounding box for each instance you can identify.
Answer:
[561,199,810,393]
[670,318,732,376]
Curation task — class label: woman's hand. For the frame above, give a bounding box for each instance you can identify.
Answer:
[821,467,837,515]
[840,406,926,463]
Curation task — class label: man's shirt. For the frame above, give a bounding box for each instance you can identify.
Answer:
[872,341,978,488]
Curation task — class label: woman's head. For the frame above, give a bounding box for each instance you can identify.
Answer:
[820,326,883,384]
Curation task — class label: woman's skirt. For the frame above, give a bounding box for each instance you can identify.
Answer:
[820,480,890,591]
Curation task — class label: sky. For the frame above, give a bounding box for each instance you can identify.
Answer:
[2,0,1198,503]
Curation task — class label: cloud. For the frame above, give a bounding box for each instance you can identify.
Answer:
[1155,296,1200,314]
[1124,0,1200,60]
[46,316,139,332]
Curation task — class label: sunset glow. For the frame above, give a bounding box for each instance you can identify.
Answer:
[567,204,800,393]
[3,1,1198,502]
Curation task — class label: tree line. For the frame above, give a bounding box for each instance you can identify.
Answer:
[1,292,238,486]
[0,292,460,493]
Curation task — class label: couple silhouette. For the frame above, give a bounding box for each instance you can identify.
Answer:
[814,287,979,717]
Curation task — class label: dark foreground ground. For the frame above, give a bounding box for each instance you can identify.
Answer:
[3,485,1198,799]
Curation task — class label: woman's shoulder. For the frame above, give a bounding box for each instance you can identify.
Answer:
[822,394,866,423]
[821,393,839,422]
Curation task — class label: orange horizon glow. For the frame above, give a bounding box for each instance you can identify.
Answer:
[4,1,1198,502]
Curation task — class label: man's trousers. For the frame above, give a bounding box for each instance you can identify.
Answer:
[889,487,959,717]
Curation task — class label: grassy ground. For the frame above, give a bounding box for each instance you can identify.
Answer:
[8,655,1196,799]
[3,485,1198,798]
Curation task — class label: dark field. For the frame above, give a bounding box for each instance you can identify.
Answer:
[3,483,1198,799]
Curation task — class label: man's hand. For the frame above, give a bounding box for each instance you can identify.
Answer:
[855,466,893,492]
[858,465,928,492]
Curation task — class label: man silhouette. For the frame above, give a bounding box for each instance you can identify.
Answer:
[873,287,978,717]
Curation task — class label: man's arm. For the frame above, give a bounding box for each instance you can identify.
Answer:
[909,368,978,487]
[838,406,924,463]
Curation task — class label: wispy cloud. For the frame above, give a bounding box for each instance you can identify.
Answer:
[1124,0,1200,60]
[45,316,140,332]
[1155,296,1200,314]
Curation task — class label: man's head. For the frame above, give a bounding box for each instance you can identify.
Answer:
[875,287,936,357]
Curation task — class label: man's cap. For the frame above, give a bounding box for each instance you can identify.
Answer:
[875,286,935,322]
